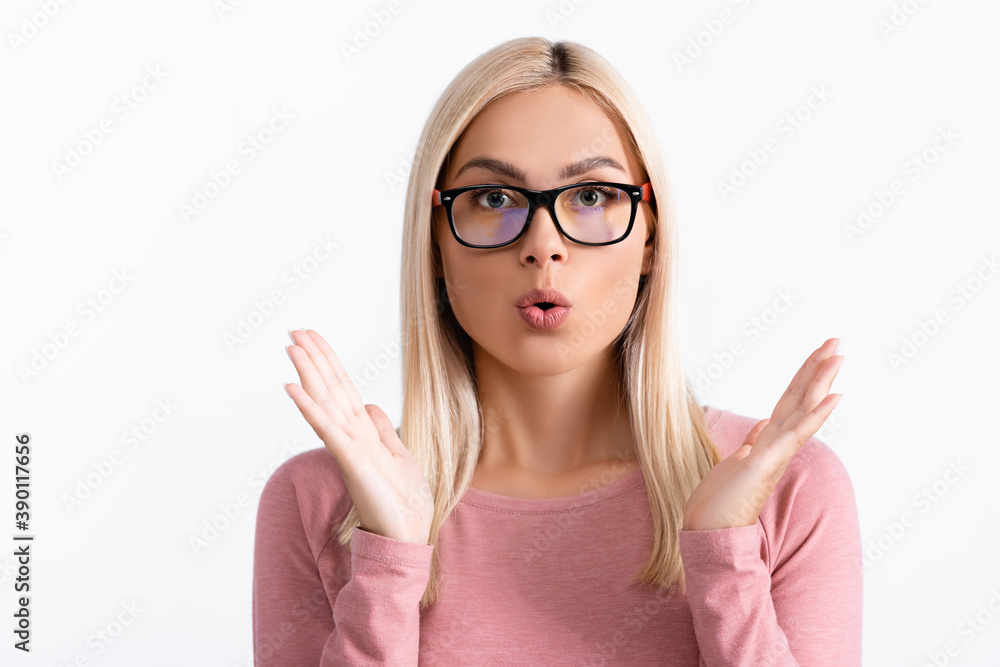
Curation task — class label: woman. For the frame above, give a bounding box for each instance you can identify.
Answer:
[253,37,861,665]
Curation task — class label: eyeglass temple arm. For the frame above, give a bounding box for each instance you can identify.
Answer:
[432,183,651,207]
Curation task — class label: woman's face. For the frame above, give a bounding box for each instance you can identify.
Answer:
[433,84,654,375]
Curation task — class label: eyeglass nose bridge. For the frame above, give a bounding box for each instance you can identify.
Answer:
[534,191,554,206]
[520,190,563,238]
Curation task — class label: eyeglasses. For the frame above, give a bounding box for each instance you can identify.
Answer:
[432,181,653,249]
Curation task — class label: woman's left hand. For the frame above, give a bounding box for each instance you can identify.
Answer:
[683,337,844,531]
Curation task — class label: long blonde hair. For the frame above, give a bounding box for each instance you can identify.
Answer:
[335,36,721,608]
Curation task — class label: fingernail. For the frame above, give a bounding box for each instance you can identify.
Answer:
[283,382,291,397]
[285,345,293,362]
[835,337,845,355]
[287,329,296,343]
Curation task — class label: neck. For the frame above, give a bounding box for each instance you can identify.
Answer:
[472,342,636,476]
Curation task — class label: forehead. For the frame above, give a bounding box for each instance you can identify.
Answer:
[444,85,642,186]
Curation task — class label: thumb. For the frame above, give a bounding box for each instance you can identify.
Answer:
[365,404,409,457]
[729,418,769,464]
[743,418,770,448]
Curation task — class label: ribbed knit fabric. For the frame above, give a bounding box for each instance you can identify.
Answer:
[252,405,862,665]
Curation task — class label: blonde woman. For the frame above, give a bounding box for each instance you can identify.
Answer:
[253,37,861,666]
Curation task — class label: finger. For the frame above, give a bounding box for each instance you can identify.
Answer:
[286,341,338,414]
[365,404,409,458]
[742,419,770,448]
[771,338,839,427]
[290,329,355,419]
[728,419,768,465]
[284,381,356,474]
[798,353,843,414]
[297,329,362,419]
[770,392,842,463]
[737,419,779,473]
[777,337,837,411]
[779,354,843,436]
[304,329,366,417]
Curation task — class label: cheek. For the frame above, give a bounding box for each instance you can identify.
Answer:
[580,273,639,332]
[438,252,502,332]
[570,252,643,339]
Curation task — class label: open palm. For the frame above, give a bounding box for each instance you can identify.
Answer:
[284,329,435,545]
[683,337,844,532]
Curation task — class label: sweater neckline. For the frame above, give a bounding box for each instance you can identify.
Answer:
[459,405,722,514]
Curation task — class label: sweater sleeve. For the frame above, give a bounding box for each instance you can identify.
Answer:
[252,455,435,666]
[677,438,863,666]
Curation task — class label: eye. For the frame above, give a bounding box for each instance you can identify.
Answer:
[570,185,619,207]
[466,188,519,210]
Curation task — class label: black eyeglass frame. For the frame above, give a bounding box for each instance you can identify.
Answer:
[431,181,653,249]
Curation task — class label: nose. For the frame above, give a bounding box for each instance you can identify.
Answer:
[519,203,566,263]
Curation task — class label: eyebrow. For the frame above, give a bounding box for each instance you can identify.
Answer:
[453,155,627,182]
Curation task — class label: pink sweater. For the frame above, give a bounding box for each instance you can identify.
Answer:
[252,405,862,665]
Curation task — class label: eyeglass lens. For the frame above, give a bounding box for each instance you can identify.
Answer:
[451,185,632,246]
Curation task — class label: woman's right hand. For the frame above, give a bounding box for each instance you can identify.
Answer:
[283,329,434,545]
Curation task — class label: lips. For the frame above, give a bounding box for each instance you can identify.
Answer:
[513,288,573,309]
[517,303,571,330]
[514,288,573,331]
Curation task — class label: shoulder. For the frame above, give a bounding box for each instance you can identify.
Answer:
[703,405,860,571]
[256,446,355,562]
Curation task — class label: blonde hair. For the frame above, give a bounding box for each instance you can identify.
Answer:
[334,36,721,607]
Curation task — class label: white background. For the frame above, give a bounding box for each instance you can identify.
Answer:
[2,0,998,664]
